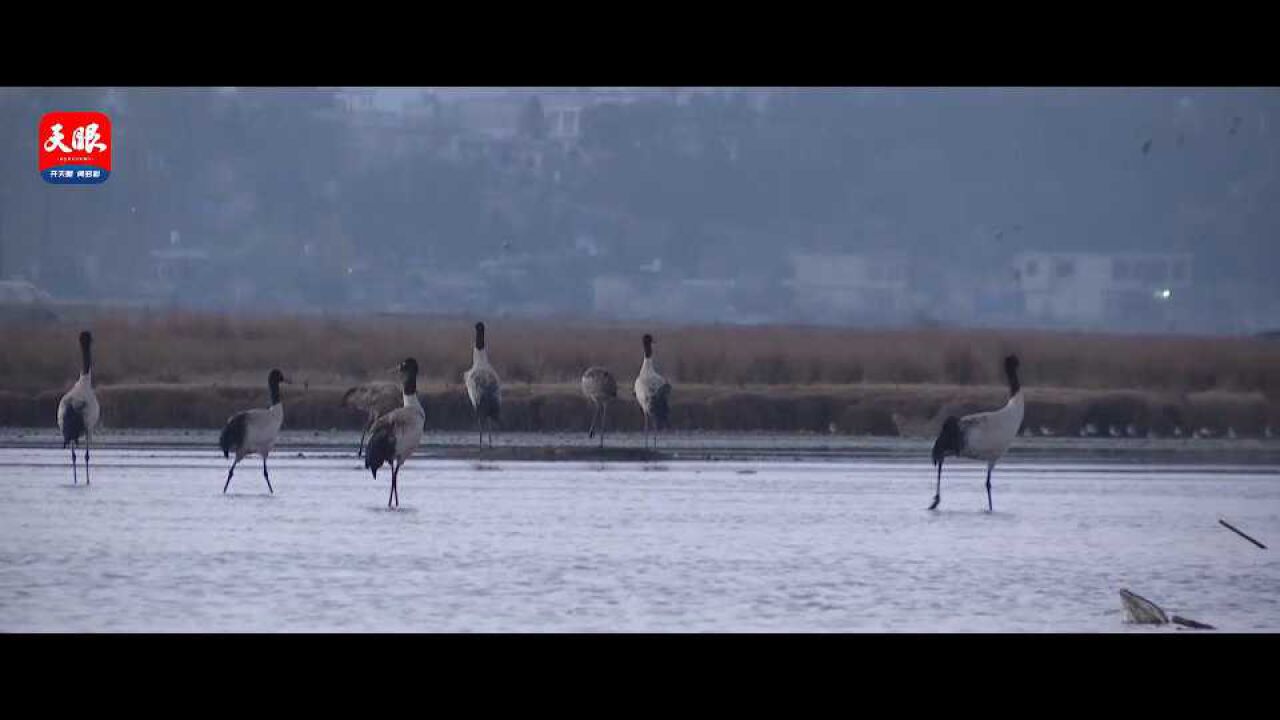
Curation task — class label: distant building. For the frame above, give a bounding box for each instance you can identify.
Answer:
[334,88,436,116]
[0,280,56,321]
[434,88,762,146]
[670,87,776,111]
[330,89,445,164]
[440,89,649,144]
[443,94,524,142]
[592,274,742,323]
[407,268,489,312]
[0,280,52,305]
[1013,251,1191,326]
[787,253,913,322]
[145,247,212,298]
[542,96,586,142]
[332,88,772,168]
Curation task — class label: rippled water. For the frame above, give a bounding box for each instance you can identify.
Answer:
[2,439,1277,632]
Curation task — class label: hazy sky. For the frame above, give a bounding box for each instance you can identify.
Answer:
[2,87,1278,333]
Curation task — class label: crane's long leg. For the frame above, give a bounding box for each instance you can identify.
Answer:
[985,462,995,513]
[262,454,274,494]
[358,413,375,458]
[601,403,608,448]
[224,457,241,493]
[929,460,943,510]
[84,432,91,486]
[588,402,599,439]
[70,444,78,485]
[388,460,400,508]
[388,462,397,508]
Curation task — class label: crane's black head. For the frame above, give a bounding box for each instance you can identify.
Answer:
[79,330,92,349]
[642,333,654,358]
[474,322,486,350]
[266,369,288,404]
[398,357,419,395]
[1004,354,1021,395]
[398,357,419,377]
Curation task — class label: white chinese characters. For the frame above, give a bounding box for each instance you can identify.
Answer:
[44,124,71,153]
[73,123,108,153]
[43,123,108,154]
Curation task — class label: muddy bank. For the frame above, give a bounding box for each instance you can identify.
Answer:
[2,382,1276,438]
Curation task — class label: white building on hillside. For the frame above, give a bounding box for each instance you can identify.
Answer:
[1013,251,1191,326]
[787,253,912,321]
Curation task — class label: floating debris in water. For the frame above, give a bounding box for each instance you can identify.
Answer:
[1171,615,1215,630]
[1119,588,1168,624]
[1120,589,1215,629]
[1220,518,1267,549]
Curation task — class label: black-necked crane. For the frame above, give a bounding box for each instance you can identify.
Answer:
[364,357,426,508]
[634,333,671,449]
[57,330,100,485]
[464,322,501,449]
[220,369,290,494]
[930,354,1024,512]
[581,366,618,448]
[342,380,405,458]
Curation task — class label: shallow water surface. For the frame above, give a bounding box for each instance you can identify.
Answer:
[2,441,1277,632]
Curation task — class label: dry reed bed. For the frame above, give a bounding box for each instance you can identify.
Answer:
[3,309,1279,394]
[2,310,1277,435]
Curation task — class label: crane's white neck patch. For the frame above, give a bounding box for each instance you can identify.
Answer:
[404,393,423,412]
